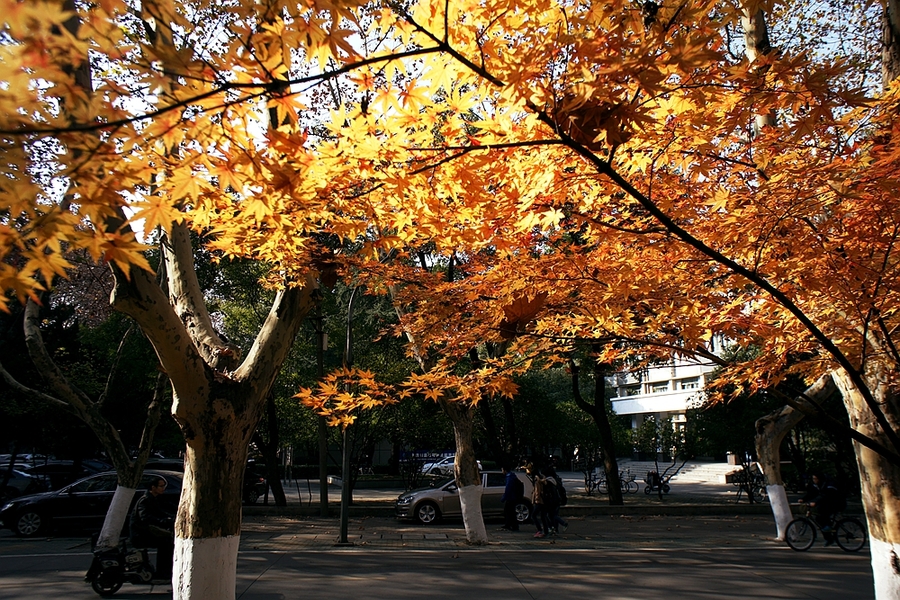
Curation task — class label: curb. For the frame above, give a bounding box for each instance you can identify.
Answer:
[243,502,776,518]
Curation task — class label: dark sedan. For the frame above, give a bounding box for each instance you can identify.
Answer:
[0,470,182,537]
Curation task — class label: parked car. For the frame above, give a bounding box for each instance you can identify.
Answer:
[397,470,532,525]
[419,455,482,476]
[143,457,267,505]
[243,463,268,505]
[143,458,185,472]
[0,470,45,503]
[25,460,112,491]
[0,470,182,538]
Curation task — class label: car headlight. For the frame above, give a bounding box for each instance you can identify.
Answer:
[396,496,413,505]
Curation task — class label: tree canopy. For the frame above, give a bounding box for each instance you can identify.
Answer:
[3,0,900,596]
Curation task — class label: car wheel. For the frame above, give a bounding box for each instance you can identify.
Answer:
[415,501,441,524]
[14,510,46,537]
[244,489,260,505]
[514,501,531,524]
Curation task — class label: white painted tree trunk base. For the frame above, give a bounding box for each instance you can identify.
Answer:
[766,484,792,541]
[458,484,487,544]
[174,535,240,600]
[870,537,900,599]
[97,486,137,549]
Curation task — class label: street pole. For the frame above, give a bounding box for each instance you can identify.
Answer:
[338,425,352,545]
[337,286,360,545]
[316,302,329,517]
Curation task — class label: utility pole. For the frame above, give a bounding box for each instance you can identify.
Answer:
[315,302,329,517]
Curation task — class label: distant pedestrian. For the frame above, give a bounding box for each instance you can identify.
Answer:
[543,465,568,534]
[526,464,548,538]
[500,463,524,531]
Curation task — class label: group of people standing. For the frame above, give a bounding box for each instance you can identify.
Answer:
[500,461,569,537]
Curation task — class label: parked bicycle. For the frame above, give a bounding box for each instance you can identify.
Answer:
[620,469,639,494]
[785,510,866,552]
[583,468,638,495]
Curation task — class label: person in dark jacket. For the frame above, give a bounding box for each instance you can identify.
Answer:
[130,476,175,580]
[500,463,523,531]
[800,472,844,545]
[543,465,569,534]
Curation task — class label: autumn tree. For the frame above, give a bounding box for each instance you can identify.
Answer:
[5,0,900,597]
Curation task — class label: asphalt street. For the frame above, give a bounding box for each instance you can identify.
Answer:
[0,514,874,599]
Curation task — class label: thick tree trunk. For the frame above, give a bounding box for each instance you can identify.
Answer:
[173,385,254,598]
[755,374,837,540]
[755,405,804,540]
[113,250,315,599]
[439,398,487,544]
[833,369,900,599]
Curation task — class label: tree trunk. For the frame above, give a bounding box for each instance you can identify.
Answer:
[741,7,777,134]
[755,405,805,540]
[883,0,900,85]
[439,398,487,544]
[831,369,900,599]
[254,395,287,506]
[570,356,623,506]
[113,249,316,599]
[172,383,256,597]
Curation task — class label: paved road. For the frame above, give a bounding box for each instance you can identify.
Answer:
[0,514,874,599]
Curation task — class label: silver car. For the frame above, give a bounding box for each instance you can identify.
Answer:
[419,456,482,476]
[396,471,533,525]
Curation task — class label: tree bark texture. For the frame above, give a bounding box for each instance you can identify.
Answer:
[439,398,488,544]
[883,0,900,85]
[833,368,900,599]
[741,7,777,133]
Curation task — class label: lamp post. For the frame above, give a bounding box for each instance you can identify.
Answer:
[337,286,360,545]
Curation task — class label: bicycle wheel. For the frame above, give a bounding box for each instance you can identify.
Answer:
[785,518,816,551]
[834,518,866,552]
[627,480,639,494]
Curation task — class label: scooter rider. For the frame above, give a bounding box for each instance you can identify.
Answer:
[130,476,175,581]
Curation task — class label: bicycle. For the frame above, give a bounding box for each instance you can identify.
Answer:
[785,510,866,552]
[620,469,639,494]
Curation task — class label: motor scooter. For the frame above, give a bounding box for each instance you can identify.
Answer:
[84,534,167,596]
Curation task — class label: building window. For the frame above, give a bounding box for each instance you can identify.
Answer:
[650,382,669,393]
[679,378,700,390]
[625,385,641,396]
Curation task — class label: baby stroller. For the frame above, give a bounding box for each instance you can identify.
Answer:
[644,470,671,494]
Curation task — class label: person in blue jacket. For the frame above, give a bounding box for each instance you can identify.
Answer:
[500,463,524,531]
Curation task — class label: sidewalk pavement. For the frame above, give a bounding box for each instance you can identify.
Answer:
[0,513,874,599]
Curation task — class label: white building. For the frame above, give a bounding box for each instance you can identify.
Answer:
[609,350,722,429]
